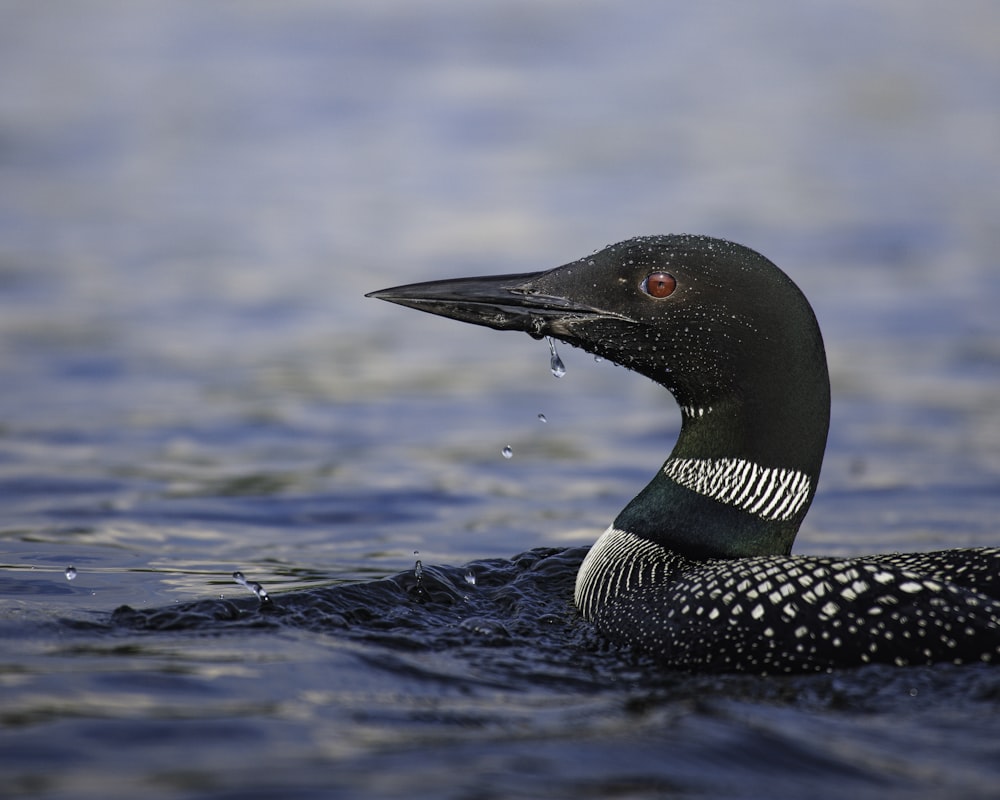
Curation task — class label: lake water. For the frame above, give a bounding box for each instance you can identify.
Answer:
[2,2,1000,797]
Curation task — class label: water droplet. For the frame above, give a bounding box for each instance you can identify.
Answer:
[250,582,269,603]
[404,556,428,600]
[546,336,566,378]
[594,355,604,363]
[537,413,547,423]
[501,445,513,459]
[65,566,77,581]
[464,569,477,585]
[233,570,270,604]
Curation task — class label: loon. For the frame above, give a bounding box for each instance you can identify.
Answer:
[367,235,1000,673]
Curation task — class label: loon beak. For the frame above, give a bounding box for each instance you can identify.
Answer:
[366,271,613,338]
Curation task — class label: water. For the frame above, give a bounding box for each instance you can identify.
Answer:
[548,336,568,378]
[3,2,1000,798]
[232,570,272,605]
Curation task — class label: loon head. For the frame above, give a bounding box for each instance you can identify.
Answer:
[368,235,830,560]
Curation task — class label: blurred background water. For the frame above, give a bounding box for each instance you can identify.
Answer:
[2,2,1000,798]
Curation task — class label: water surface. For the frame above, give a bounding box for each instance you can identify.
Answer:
[2,2,1000,797]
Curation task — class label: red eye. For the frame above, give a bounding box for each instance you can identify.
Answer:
[642,272,676,299]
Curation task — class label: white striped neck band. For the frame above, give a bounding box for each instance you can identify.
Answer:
[662,457,812,522]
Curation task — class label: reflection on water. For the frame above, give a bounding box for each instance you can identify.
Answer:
[2,1,1000,797]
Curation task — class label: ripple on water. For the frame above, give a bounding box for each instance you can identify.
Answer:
[103,547,627,688]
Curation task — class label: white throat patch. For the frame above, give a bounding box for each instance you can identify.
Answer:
[662,457,811,522]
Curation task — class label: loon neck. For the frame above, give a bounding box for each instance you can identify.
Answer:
[367,233,831,561]
[615,387,829,560]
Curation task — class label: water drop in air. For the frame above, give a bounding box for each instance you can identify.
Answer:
[250,583,269,603]
[501,445,513,459]
[594,355,604,363]
[65,566,77,581]
[464,569,476,585]
[537,413,547,423]
[546,337,566,378]
[233,570,271,605]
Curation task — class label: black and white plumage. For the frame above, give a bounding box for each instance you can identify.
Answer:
[368,234,1000,673]
[576,526,1000,672]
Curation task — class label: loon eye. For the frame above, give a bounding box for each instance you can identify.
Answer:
[641,272,676,299]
